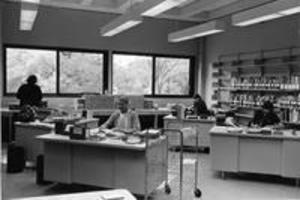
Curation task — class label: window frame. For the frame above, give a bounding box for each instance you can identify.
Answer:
[3,44,109,97]
[112,51,195,98]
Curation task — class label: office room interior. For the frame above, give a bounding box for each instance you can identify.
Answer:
[1,0,300,200]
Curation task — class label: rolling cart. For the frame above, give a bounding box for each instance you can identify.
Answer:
[161,128,202,200]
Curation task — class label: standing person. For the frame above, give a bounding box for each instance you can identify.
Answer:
[16,75,43,107]
[193,94,209,117]
[100,96,141,133]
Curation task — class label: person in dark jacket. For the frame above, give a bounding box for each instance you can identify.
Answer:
[193,94,209,117]
[16,75,43,107]
[260,101,281,127]
[248,109,264,127]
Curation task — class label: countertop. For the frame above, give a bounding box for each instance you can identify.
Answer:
[210,126,300,140]
[37,133,166,151]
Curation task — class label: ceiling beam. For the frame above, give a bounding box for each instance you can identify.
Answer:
[194,0,277,22]
[6,0,202,22]
[179,0,239,17]
[81,0,94,6]
[116,0,145,13]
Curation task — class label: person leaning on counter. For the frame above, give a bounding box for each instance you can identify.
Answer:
[100,96,141,133]
[193,94,210,117]
[248,101,281,127]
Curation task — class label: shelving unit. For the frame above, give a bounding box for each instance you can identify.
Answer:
[212,47,300,126]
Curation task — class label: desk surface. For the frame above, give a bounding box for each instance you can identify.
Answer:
[37,133,165,151]
[15,121,55,129]
[91,108,170,116]
[12,189,136,200]
[0,108,20,114]
[164,115,216,123]
[210,126,300,140]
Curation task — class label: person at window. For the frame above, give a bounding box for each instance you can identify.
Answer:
[193,94,210,118]
[16,75,43,107]
[260,101,281,127]
[100,96,141,133]
[248,109,264,127]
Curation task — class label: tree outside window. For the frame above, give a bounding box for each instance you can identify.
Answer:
[155,57,190,95]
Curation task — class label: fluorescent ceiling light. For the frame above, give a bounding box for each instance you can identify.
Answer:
[101,13,142,37]
[279,6,300,15]
[142,0,188,16]
[232,0,300,27]
[234,13,283,26]
[168,20,226,42]
[102,20,142,36]
[20,0,40,31]
[22,0,40,4]
[20,9,38,31]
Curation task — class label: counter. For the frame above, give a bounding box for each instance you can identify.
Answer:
[164,116,215,148]
[210,126,300,181]
[1,108,20,142]
[14,121,54,164]
[11,189,136,200]
[37,133,168,196]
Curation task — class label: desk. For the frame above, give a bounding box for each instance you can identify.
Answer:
[164,116,215,148]
[37,133,167,196]
[11,189,136,200]
[15,121,54,163]
[90,109,170,129]
[210,126,300,182]
[1,108,20,142]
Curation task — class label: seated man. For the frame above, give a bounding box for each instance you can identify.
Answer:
[100,96,141,133]
[260,101,281,127]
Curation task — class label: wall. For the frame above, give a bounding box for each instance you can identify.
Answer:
[0,2,3,101]
[2,2,202,108]
[204,14,300,107]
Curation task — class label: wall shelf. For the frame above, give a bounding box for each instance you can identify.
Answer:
[219,87,300,93]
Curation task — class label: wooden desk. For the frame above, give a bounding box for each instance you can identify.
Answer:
[11,189,136,200]
[37,133,167,196]
[210,126,300,182]
[1,108,20,142]
[164,116,215,148]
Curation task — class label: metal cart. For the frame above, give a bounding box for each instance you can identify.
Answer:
[144,128,202,200]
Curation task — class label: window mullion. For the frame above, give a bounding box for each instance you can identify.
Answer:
[56,50,60,95]
[152,56,156,97]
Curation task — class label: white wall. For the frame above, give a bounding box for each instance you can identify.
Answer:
[204,14,300,107]
[2,2,203,108]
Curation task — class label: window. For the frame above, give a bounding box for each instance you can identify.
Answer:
[112,53,193,97]
[113,54,152,95]
[6,48,56,93]
[4,46,107,96]
[60,51,104,93]
[155,57,190,95]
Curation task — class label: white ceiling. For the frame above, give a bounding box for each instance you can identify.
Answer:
[6,0,278,22]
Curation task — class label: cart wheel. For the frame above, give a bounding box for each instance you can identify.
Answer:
[164,184,171,194]
[194,188,202,198]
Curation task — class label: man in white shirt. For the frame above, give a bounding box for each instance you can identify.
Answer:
[100,96,141,133]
